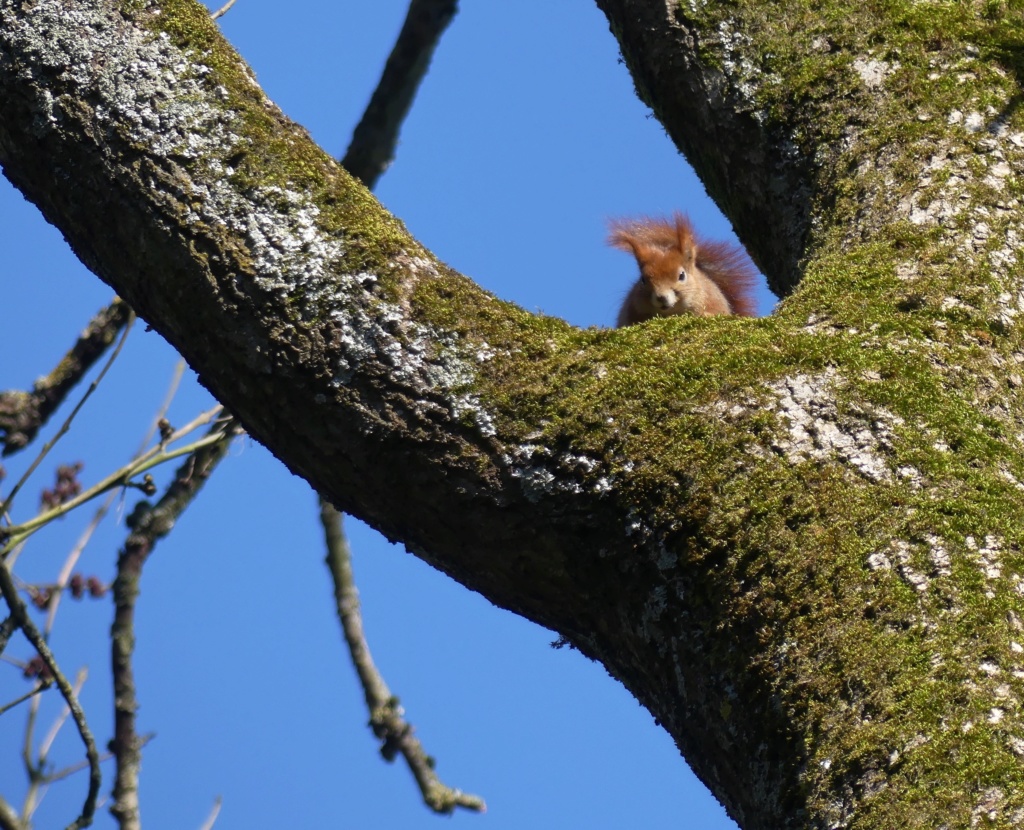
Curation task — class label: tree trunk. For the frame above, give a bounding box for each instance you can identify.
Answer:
[3,0,1024,827]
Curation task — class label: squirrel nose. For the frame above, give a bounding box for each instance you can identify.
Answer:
[653,291,675,309]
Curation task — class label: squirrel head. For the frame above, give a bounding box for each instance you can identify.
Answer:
[609,214,708,316]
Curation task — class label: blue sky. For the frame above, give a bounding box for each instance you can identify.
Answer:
[0,2,770,827]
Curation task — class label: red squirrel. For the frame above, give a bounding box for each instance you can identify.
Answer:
[610,214,757,326]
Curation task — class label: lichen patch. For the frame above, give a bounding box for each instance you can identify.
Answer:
[764,370,902,482]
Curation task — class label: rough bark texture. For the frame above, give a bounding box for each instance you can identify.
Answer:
[2,0,1024,828]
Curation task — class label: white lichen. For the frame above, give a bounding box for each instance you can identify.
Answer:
[501,444,611,502]
[765,370,901,482]
[853,57,897,90]
[2,0,503,442]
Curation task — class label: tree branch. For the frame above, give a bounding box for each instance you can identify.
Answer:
[4,1,1024,827]
[2,406,226,551]
[0,683,48,717]
[329,0,483,812]
[0,299,131,456]
[0,798,22,830]
[110,416,241,830]
[0,614,13,655]
[196,796,222,830]
[209,0,236,21]
[0,310,133,519]
[341,0,458,187]
[320,501,485,814]
[0,562,99,830]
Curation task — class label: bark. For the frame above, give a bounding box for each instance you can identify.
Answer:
[2,0,1024,827]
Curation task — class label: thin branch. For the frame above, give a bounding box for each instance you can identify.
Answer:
[196,796,222,830]
[332,1,481,813]
[38,668,87,762]
[0,615,13,655]
[2,405,225,551]
[0,683,48,717]
[0,310,134,519]
[20,667,39,807]
[0,561,99,830]
[48,734,151,785]
[110,417,241,830]
[0,299,132,456]
[22,669,88,824]
[5,370,187,826]
[42,360,187,636]
[319,501,485,814]
[341,0,458,188]
[209,0,236,20]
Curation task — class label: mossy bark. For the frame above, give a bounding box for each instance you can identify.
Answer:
[2,0,1024,827]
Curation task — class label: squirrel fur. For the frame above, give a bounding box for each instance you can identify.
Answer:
[609,214,757,327]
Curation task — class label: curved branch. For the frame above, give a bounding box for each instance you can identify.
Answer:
[0,563,99,830]
[331,1,484,811]
[0,0,604,661]
[0,299,131,456]
[320,502,485,813]
[0,313,133,519]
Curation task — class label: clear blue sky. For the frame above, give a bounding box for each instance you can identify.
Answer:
[0,2,771,827]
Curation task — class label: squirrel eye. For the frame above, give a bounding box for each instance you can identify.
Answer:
[677,268,688,283]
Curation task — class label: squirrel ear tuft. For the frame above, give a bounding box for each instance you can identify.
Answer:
[607,221,642,256]
[673,213,696,250]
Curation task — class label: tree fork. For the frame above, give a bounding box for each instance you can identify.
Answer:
[3,1,1024,827]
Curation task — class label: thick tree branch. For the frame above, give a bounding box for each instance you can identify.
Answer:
[3,1,1024,828]
[593,1,813,293]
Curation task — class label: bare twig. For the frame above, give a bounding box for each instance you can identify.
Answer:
[196,796,222,830]
[0,300,132,456]
[319,501,485,814]
[341,0,458,188]
[2,405,225,551]
[0,561,99,830]
[47,734,151,786]
[209,0,237,20]
[22,669,88,823]
[2,365,188,827]
[110,417,241,830]
[0,615,13,656]
[0,310,134,520]
[38,669,87,762]
[42,360,187,636]
[0,683,48,717]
